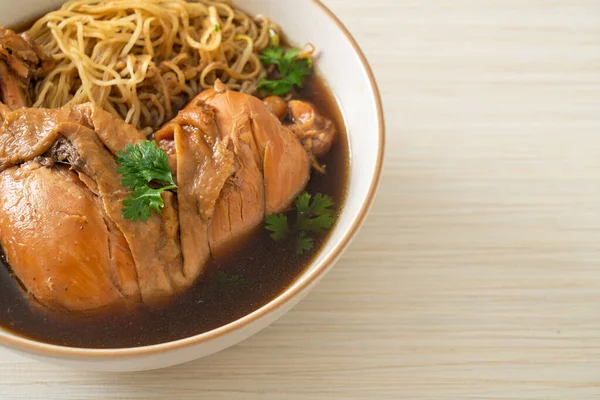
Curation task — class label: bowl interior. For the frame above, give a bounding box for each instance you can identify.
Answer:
[0,0,383,356]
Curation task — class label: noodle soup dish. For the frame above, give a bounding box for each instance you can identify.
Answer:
[0,0,383,371]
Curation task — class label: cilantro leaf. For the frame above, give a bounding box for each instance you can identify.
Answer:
[258,46,312,96]
[296,192,336,234]
[264,191,336,255]
[116,141,175,190]
[295,231,314,255]
[283,48,300,63]
[308,193,335,216]
[300,213,336,234]
[116,140,177,222]
[122,185,176,222]
[257,79,294,97]
[295,192,311,213]
[259,46,284,66]
[265,213,290,241]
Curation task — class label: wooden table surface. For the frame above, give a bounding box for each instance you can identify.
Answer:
[3,0,600,398]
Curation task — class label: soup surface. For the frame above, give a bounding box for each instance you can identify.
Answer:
[0,75,349,348]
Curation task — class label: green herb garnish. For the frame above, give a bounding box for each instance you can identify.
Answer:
[295,231,314,255]
[116,140,177,222]
[214,24,220,32]
[265,213,290,241]
[265,192,336,254]
[257,46,311,96]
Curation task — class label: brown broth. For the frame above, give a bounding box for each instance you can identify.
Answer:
[0,74,349,348]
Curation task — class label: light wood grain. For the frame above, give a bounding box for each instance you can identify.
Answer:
[3,0,600,398]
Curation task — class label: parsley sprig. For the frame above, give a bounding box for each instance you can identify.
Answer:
[116,140,177,222]
[265,192,336,254]
[257,46,312,96]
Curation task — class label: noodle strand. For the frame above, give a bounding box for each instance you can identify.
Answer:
[27,0,274,133]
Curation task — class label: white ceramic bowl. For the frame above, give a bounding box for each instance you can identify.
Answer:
[0,0,385,371]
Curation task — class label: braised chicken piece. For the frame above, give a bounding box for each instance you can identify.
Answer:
[0,104,186,310]
[0,27,54,79]
[157,138,178,180]
[156,81,310,259]
[287,100,336,158]
[0,162,129,311]
[0,27,54,110]
[0,62,26,110]
[0,108,62,171]
[0,82,312,312]
[197,81,311,215]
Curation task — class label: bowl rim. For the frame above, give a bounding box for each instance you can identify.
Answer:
[0,0,386,360]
